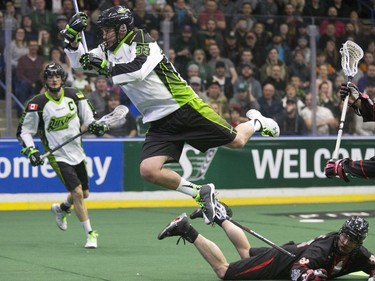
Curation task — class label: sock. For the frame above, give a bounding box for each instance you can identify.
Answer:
[80,219,92,238]
[60,200,71,212]
[176,178,200,197]
[184,225,199,243]
[247,119,261,131]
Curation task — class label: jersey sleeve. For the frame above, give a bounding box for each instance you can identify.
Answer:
[111,30,164,85]
[16,99,42,149]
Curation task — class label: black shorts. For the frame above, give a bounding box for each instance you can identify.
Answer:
[224,246,296,280]
[141,99,237,162]
[52,161,89,191]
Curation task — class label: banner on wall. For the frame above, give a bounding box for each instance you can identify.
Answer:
[0,139,124,193]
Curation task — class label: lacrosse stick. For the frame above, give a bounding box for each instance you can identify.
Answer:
[41,105,129,159]
[72,0,88,53]
[227,216,296,258]
[332,41,363,159]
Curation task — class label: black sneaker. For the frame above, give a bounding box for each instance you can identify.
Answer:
[157,213,190,240]
[190,201,233,223]
[195,183,216,223]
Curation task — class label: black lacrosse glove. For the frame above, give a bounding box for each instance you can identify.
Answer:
[21,146,44,167]
[79,53,112,76]
[339,82,360,104]
[88,122,109,136]
[324,158,349,182]
[304,269,327,281]
[60,12,88,43]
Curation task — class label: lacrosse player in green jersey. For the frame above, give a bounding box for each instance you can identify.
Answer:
[62,6,280,224]
[17,63,108,248]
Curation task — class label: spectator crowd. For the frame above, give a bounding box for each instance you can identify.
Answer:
[2,0,375,137]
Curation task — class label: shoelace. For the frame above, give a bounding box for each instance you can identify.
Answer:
[176,236,186,245]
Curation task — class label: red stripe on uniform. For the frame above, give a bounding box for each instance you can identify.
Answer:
[235,258,274,277]
[359,160,369,179]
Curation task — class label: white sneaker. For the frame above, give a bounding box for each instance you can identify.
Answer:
[85,230,98,249]
[246,109,280,137]
[51,203,68,231]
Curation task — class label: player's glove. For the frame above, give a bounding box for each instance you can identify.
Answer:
[60,12,88,43]
[339,82,360,104]
[304,269,327,281]
[21,146,44,166]
[79,53,112,76]
[324,158,350,182]
[88,122,109,136]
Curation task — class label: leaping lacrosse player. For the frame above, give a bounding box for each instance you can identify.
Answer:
[17,63,108,248]
[324,82,375,181]
[62,6,280,224]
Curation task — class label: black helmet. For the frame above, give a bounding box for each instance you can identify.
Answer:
[339,216,369,244]
[44,63,67,81]
[97,6,134,33]
[44,63,66,93]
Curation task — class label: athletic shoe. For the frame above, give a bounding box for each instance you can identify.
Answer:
[85,230,99,249]
[246,109,280,137]
[190,201,233,224]
[157,213,190,240]
[194,184,216,224]
[51,203,68,231]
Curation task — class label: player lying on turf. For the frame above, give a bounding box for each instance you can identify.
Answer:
[325,83,375,181]
[158,204,374,281]
[62,6,280,223]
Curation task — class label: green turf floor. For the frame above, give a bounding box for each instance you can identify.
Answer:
[0,201,374,281]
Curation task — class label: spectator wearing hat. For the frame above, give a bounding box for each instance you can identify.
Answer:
[187,48,213,86]
[206,79,230,120]
[86,75,111,118]
[197,0,226,31]
[275,95,308,135]
[189,76,208,102]
[229,82,260,120]
[241,31,264,68]
[212,60,234,100]
[234,63,262,100]
[171,24,198,80]
[265,32,292,66]
[207,43,238,85]
[197,19,224,53]
[222,31,241,66]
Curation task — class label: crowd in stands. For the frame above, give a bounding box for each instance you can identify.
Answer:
[1,0,375,137]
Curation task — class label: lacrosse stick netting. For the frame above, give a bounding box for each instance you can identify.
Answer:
[332,41,364,159]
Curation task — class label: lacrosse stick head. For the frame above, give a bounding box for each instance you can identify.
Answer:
[98,105,129,128]
[340,40,364,81]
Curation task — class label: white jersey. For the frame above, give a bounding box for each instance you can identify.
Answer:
[65,29,199,123]
[17,88,95,165]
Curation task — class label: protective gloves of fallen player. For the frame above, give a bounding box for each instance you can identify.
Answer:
[304,269,327,281]
[21,146,44,166]
[79,53,112,76]
[88,121,109,136]
[60,12,88,43]
[339,82,360,106]
[324,158,350,182]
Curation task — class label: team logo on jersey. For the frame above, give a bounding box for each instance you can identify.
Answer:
[28,103,38,110]
[76,93,84,99]
[165,144,217,181]
[47,113,77,132]
[298,257,310,265]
